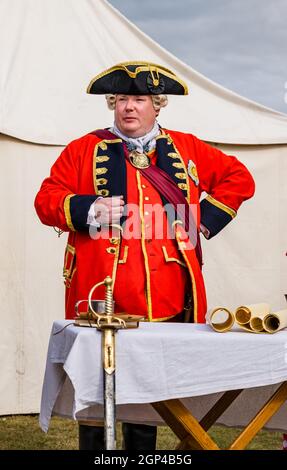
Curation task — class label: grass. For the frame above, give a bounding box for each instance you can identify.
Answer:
[0,415,283,450]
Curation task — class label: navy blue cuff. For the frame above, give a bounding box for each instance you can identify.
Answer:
[200,199,233,239]
[70,195,98,231]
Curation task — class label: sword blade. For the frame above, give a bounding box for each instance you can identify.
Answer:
[104,370,116,450]
[103,327,116,450]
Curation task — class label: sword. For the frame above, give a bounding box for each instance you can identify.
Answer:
[81,277,143,450]
[100,276,118,450]
[87,276,124,450]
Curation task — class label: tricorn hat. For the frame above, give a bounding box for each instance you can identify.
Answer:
[87,61,188,95]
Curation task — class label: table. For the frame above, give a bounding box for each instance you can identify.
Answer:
[40,320,287,450]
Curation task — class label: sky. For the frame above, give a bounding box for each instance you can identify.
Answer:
[109,0,287,114]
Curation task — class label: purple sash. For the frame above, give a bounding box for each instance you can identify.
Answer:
[91,129,202,266]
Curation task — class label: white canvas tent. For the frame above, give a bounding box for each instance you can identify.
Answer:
[0,0,286,415]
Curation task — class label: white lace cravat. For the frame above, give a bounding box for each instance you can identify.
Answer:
[88,121,160,227]
[111,121,160,153]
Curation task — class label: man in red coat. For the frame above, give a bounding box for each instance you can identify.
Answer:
[35,62,255,450]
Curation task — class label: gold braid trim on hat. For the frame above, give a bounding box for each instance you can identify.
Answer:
[87,61,188,95]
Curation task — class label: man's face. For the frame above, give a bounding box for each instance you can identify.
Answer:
[114,95,157,138]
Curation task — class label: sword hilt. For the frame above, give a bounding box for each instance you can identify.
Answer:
[87,276,126,329]
[104,276,113,318]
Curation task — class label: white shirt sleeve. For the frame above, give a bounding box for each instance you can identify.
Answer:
[200,223,210,239]
[87,197,102,227]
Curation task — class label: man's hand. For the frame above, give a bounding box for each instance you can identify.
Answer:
[94,196,125,225]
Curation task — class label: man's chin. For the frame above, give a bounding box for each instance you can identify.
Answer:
[121,126,141,137]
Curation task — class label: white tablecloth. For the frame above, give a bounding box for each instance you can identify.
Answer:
[39,320,287,432]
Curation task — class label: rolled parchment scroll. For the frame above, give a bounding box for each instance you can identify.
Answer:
[235,303,270,332]
[263,309,287,333]
[206,307,234,332]
[207,303,287,334]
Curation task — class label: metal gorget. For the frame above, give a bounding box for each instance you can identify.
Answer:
[128,150,151,169]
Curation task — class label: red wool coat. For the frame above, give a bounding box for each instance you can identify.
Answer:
[34,129,255,322]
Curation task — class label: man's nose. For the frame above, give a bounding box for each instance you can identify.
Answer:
[125,99,135,110]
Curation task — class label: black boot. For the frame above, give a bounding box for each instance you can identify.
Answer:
[78,424,105,450]
[122,423,157,450]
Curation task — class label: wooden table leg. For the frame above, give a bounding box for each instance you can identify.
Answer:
[153,390,242,449]
[229,382,287,450]
[200,389,243,431]
[152,399,220,450]
[153,383,287,451]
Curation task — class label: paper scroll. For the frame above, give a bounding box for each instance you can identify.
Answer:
[207,303,287,334]
[263,310,287,333]
[235,303,270,332]
[206,307,234,332]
